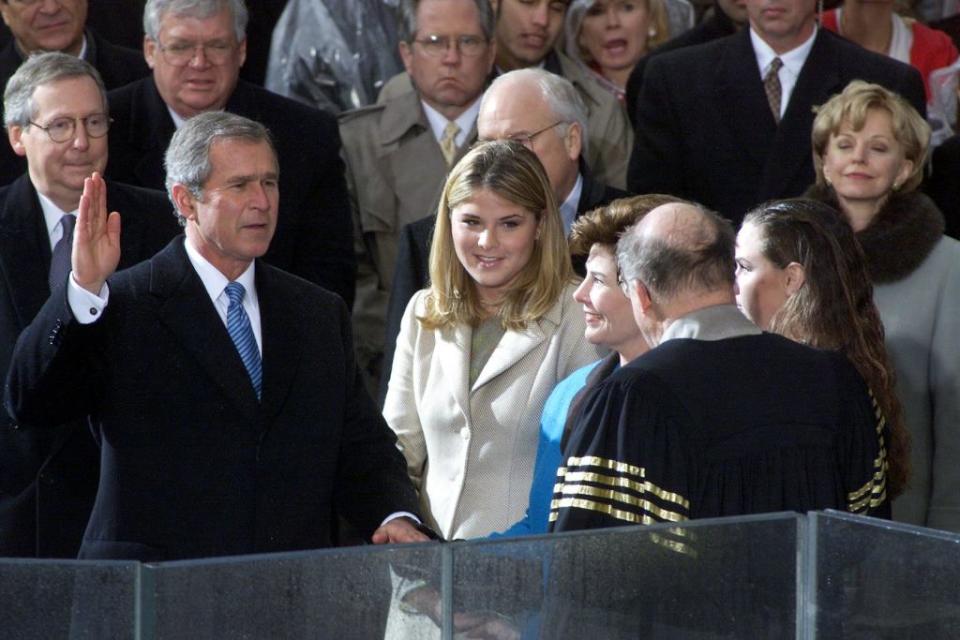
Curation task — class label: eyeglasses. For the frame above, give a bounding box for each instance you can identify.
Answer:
[29,114,112,143]
[506,121,567,149]
[412,34,489,57]
[156,40,237,66]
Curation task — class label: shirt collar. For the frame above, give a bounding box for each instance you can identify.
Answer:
[36,190,77,240]
[559,173,583,236]
[421,96,481,147]
[183,236,258,304]
[750,25,817,77]
[167,105,189,130]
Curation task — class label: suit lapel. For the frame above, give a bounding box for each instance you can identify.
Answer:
[715,30,777,170]
[0,177,55,327]
[436,323,472,421]
[130,79,176,187]
[152,239,260,417]
[255,264,302,422]
[383,93,451,225]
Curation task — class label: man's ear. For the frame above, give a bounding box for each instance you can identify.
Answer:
[784,261,806,296]
[237,37,247,68]
[633,280,654,315]
[171,184,197,222]
[399,40,414,76]
[564,121,582,162]
[7,125,26,157]
[144,36,157,69]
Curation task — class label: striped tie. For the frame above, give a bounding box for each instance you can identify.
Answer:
[440,121,461,166]
[48,214,76,291]
[764,57,784,124]
[224,282,262,400]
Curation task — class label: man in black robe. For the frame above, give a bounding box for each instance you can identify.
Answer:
[551,201,888,533]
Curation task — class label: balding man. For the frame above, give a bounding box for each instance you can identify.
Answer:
[379,68,625,402]
[551,201,889,533]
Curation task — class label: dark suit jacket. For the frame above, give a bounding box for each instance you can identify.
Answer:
[0,176,180,558]
[926,135,960,241]
[625,6,739,127]
[0,29,151,188]
[106,77,356,307]
[5,238,419,561]
[377,173,627,404]
[628,28,926,227]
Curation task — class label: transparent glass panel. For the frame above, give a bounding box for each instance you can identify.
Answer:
[0,559,139,640]
[450,513,802,639]
[147,543,442,640]
[811,511,960,640]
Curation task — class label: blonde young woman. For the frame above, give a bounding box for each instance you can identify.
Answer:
[806,81,960,532]
[384,140,602,540]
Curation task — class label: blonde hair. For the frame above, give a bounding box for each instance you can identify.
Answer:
[420,140,572,330]
[572,0,670,63]
[812,80,930,193]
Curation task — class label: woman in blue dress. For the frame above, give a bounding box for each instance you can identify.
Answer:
[492,193,681,539]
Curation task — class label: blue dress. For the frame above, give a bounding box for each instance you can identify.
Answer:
[489,359,604,539]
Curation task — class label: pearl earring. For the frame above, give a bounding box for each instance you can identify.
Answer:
[648,27,657,37]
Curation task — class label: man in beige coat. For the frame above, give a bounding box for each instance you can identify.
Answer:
[378,0,634,191]
[339,0,496,390]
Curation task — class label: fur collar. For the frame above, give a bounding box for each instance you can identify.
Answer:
[804,184,945,283]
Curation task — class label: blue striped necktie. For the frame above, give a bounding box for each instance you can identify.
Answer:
[224,282,262,400]
[48,214,76,291]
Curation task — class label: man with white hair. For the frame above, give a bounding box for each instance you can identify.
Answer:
[551,201,889,533]
[105,0,355,306]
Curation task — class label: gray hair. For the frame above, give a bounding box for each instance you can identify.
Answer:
[4,52,108,128]
[164,111,275,225]
[484,68,590,155]
[398,0,495,44]
[144,0,249,41]
[617,203,735,303]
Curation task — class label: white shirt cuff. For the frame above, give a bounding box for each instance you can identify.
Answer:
[381,511,421,527]
[67,273,109,324]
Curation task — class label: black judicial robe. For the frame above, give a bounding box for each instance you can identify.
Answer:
[550,333,890,533]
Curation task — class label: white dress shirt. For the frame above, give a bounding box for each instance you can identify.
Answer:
[422,96,481,149]
[37,191,77,250]
[559,173,584,236]
[750,27,818,119]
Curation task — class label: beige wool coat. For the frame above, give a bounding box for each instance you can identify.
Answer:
[383,284,603,539]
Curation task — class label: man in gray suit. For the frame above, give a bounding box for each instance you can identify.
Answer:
[339,0,496,391]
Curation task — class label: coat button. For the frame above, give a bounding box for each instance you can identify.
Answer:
[39,473,54,486]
